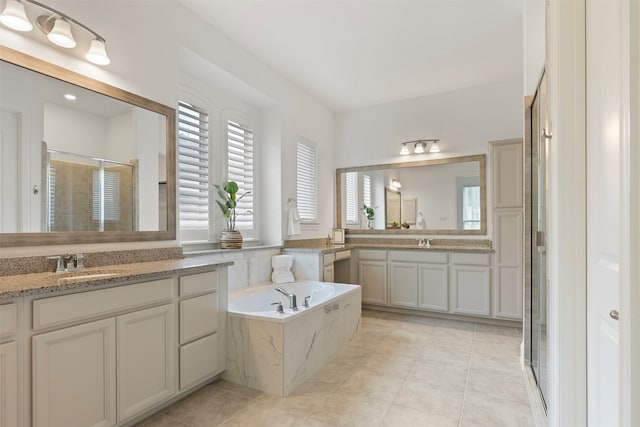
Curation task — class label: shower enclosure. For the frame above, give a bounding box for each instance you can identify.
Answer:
[527,73,549,410]
[45,148,136,232]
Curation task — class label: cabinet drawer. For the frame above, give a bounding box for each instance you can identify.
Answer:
[180,292,219,344]
[323,253,336,265]
[33,278,174,331]
[451,252,491,266]
[180,271,219,297]
[357,249,387,261]
[0,303,17,338]
[180,333,219,390]
[388,250,448,264]
[335,250,351,261]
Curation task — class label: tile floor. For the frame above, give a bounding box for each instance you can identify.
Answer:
[137,310,535,427]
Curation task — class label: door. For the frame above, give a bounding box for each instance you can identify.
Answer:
[388,262,418,307]
[0,341,18,427]
[32,318,117,427]
[117,304,175,422]
[586,0,628,424]
[358,261,387,304]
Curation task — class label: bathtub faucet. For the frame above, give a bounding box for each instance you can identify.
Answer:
[274,287,298,311]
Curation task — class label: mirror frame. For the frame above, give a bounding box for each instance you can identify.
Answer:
[0,46,176,247]
[336,154,487,235]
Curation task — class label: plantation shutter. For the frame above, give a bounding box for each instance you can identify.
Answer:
[363,174,371,210]
[227,120,254,230]
[345,172,358,224]
[296,140,317,222]
[178,101,209,229]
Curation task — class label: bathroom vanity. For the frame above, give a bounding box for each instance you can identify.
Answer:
[0,256,230,427]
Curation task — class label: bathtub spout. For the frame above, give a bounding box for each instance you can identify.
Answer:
[274,287,298,311]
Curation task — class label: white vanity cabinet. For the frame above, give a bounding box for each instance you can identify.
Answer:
[0,302,19,427]
[288,249,351,283]
[24,265,228,427]
[31,278,176,427]
[450,253,492,316]
[358,250,388,304]
[358,249,502,322]
[388,251,449,310]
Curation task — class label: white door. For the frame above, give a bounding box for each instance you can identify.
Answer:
[586,0,628,424]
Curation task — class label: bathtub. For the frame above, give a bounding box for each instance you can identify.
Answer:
[223,281,362,396]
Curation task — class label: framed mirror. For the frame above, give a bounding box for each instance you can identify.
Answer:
[336,154,486,235]
[0,46,176,247]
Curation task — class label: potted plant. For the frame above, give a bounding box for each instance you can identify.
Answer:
[362,204,376,229]
[214,181,249,249]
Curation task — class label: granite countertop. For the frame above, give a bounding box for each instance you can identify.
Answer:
[283,243,494,254]
[0,256,232,300]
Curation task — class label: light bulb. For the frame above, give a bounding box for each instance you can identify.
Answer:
[86,38,110,65]
[429,141,441,153]
[414,141,425,154]
[0,0,32,32]
[47,18,76,48]
[400,143,410,155]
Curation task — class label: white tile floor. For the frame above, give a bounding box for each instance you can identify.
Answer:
[137,310,534,427]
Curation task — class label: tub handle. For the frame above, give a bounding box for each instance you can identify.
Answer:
[303,296,311,308]
[271,301,284,314]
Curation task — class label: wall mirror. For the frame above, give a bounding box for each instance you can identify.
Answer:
[336,154,486,235]
[0,46,176,247]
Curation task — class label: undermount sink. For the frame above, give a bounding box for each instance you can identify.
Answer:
[55,269,120,284]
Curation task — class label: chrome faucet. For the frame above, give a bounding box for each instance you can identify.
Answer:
[47,253,85,272]
[416,239,431,248]
[274,287,298,311]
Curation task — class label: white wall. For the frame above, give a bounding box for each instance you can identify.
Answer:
[0,0,335,255]
[525,0,546,95]
[334,78,523,237]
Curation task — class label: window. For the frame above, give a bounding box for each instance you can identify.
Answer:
[296,139,317,222]
[345,172,358,224]
[363,174,371,209]
[92,170,120,222]
[178,101,209,231]
[227,119,254,232]
[462,185,481,229]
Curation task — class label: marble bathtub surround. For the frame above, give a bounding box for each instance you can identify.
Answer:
[0,255,231,300]
[0,247,184,277]
[136,310,534,427]
[224,285,362,396]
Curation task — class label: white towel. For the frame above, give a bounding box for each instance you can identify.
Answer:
[288,205,301,235]
[272,255,295,284]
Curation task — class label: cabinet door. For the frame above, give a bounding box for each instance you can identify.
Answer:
[0,341,18,427]
[117,304,175,422]
[323,265,334,282]
[388,262,418,307]
[33,318,116,427]
[419,264,449,312]
[494,209,524,319]
[180,333,220,390]
[451,265,491,316]
[358,261,387,304]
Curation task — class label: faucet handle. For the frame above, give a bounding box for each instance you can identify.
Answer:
[303,296,311,308]
[46,256,64,273]
[75,253,85,269]
[271,301,284,314]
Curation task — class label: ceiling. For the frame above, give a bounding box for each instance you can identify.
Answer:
[180,0,524,111]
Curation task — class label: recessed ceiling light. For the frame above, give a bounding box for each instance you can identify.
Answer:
[64,94,77,101]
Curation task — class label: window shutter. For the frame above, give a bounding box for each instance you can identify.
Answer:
[363,174,371,209]
[178,101,209,229]
[345,172,358,224]
[296,140,317,222]
[227,120,254,230]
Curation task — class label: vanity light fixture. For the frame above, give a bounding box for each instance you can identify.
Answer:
[64,93,76,101]
[0,0,111,65]
[399,139,441,155]
[391,178,402,190]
